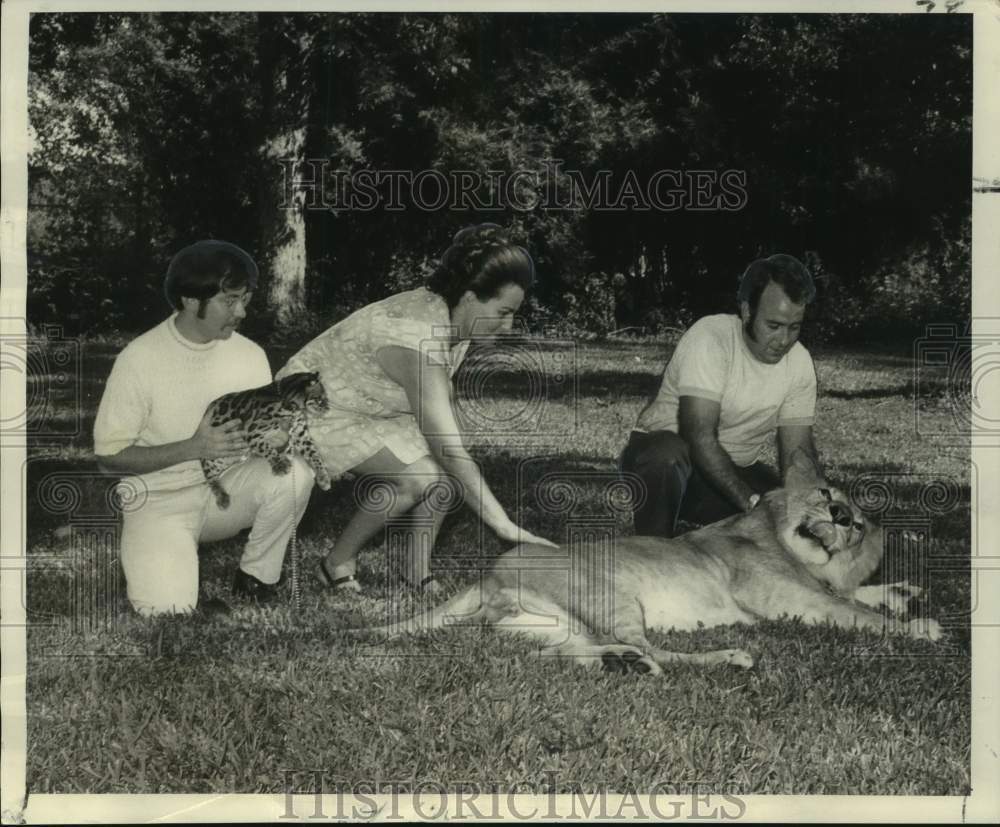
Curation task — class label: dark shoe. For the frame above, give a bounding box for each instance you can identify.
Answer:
[411,574,439,593]
[197,596,232,617]
[399,573,441,595]
[232,568,280,603]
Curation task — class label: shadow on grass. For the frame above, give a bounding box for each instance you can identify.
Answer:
[31,338,962,425]
[24,455,119,542]
[825,385,914,400]
[824,379,959,400]
[453,365,661,401]
[809,343,912,366]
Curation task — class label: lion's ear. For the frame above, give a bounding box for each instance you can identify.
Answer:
[783,448,826,489]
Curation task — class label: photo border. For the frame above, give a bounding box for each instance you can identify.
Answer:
[2,0,997,822]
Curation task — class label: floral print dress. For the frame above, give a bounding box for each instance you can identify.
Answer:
[276,288,470,477]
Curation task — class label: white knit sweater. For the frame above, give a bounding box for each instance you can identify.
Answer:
[93,314,271,492]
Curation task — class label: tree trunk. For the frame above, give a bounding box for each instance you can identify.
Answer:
[257,15,312,326]
[263,125,308,323]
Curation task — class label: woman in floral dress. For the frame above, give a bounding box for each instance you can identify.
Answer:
[277,224,555,593]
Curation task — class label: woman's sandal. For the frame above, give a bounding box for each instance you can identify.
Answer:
[318,560,362,593]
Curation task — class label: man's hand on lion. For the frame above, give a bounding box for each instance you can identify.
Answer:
[781,443,826,489]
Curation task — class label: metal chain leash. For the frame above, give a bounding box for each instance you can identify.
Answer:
[289,457,302,615]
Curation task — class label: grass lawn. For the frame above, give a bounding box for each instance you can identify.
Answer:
[22,334,971,796]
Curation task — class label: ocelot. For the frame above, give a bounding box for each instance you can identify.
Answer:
[200,371,332,509]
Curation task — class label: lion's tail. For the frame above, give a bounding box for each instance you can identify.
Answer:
[353,585,484,640]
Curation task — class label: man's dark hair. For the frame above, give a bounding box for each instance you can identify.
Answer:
[737,254,815,313]
[164,240,259,311]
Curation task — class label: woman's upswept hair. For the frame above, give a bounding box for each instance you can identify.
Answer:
[737,253,816,312]
[426,223,535,308]
[164,239,259,311]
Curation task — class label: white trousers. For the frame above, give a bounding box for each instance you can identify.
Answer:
[120,456,315,616]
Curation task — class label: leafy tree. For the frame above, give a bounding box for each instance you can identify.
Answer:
[27,12,971,341]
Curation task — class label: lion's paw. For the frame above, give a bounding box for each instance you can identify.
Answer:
[908,617,944,642]
[721,648,755,669]
[882,591,912,616]
[601,648,663,676]
[893,581,924,600]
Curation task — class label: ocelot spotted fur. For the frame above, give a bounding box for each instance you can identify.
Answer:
[200,371,332,509]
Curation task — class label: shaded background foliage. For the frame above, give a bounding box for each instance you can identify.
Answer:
[27,11,971,342]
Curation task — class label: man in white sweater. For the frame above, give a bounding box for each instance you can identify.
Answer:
[94,240,315,616]
[621,254,823,538]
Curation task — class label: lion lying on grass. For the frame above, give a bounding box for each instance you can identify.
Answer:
[361,480,941,675]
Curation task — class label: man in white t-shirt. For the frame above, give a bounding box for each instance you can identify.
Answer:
[621,254,822,538]
[93,240,315,616]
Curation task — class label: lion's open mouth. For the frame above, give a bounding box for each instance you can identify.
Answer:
[796,517,866,555]
[796,520,841,552]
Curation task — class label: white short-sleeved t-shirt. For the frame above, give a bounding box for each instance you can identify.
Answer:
[635,314,816,466]
[93,315,272,492]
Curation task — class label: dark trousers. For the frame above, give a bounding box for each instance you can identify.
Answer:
[619,430,781,538]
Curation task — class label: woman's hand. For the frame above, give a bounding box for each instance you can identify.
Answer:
[492,519,559,548]
[377,345,560,549]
